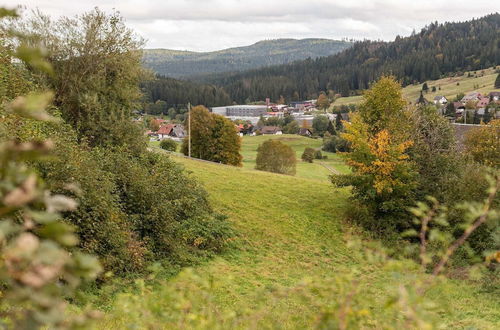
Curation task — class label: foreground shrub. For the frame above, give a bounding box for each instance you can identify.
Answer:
[160,138,177,152]
[5,116,233,274]
[0,21,102,325]
[255,139,296,175]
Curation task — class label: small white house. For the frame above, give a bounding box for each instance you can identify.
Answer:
[433,96,448,105]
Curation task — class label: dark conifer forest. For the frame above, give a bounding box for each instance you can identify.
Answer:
[149,13,500,105]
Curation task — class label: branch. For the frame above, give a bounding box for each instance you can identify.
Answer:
[432,175,499,276]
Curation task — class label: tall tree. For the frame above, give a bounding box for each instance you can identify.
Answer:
[17,9,147,153]
[495,73,500,88]
[422,82,429,93]
[181,106,242,166]
[312,115,330,136]
[327,120,336,135]
[464,119,500,168]
[445,101,456,117]
[316,93,330,111]
[332,76,416,232]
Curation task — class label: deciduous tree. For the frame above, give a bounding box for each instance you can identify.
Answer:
[181,105,242,166]
[255,140,296,175]
[464,120,500,168]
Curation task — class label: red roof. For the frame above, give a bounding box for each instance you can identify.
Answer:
[157,124,175,135]
[476,97,490,108]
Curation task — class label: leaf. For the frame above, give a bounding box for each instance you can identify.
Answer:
[26,210,61,224]
[3,174,38,207]
[15,44,54,75]
[401,229,418,238]
[0,8,18,18]
[8,92,59,122]
[45,194,78,213]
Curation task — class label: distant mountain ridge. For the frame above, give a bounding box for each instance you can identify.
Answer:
[202,13,500,103]
[143,38,353,78]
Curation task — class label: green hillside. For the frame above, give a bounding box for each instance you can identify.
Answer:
[334,67,500,106]
[143,38,352,78]
[94,152,499,329]
[240,135,350,180]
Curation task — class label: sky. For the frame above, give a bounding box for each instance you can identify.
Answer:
[1,0,497,52]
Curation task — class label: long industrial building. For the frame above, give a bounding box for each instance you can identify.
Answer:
[211,105,268,117]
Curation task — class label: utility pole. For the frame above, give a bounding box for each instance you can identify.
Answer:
[188,102,191,158]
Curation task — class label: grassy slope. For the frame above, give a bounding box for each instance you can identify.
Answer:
[241,134,350,179]
[333,67,500,106]
[98,144,499,328]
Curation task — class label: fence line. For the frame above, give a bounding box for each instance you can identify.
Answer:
[149,147,239,168]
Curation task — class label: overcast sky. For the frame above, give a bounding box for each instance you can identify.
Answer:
[1,0,497,52]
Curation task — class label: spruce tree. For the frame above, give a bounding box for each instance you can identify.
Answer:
[495,73,500,88]
[445,102,455,117]
[422,82,429,93]
[327,120,336,135]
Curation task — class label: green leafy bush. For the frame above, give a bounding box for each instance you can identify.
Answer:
[301,147,315,163]
[159,138,177,152]
[255,139,296,175]
[322,135,350,153]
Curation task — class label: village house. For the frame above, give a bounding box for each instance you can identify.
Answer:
[260,126,283,135]
[476,97,490,110]
[433,95,448,105]
[156,124,186,140]
[461,92,482,103]
[235,124,255,136]
[298,128,312,136]
[489,91,500,102]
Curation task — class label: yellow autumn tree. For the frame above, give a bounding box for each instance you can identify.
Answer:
[464,119,500,168]
[332,76,417,231]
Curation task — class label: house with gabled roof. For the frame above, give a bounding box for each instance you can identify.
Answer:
[461,92,482,103]
[298,128,312,136]
[261,126,283,135]
[157,124,186,140]
[433,95,448,105]
[489,91,500,101]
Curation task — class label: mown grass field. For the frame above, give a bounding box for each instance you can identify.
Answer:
[94,151,499,329]
[150,134,350,181]
[241,134,350,180]
[333,66,500,106]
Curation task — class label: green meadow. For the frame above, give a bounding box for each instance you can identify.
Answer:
[95,142,499,329]
[333,66,500,106]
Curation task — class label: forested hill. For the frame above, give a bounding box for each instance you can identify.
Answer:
[201,13,500,103]
[143,38,352,78]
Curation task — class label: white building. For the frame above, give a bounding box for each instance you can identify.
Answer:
[211,105,268,117]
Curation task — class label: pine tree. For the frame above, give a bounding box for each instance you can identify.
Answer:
[495,73,500,88]
[327,120,336,135]
[445,102,455,117]
[422,82,429,93]
[335,113,343,131]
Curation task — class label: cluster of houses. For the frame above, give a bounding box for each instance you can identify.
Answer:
[422,91,500,120]
[234,124,314,137]
[211,100,318,126]
[146,118,186,141]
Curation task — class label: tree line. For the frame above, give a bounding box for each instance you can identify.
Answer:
[141,75,232,111]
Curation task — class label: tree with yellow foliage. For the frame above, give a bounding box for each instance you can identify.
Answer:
[332,76,417,232]
[464,119,500,168]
